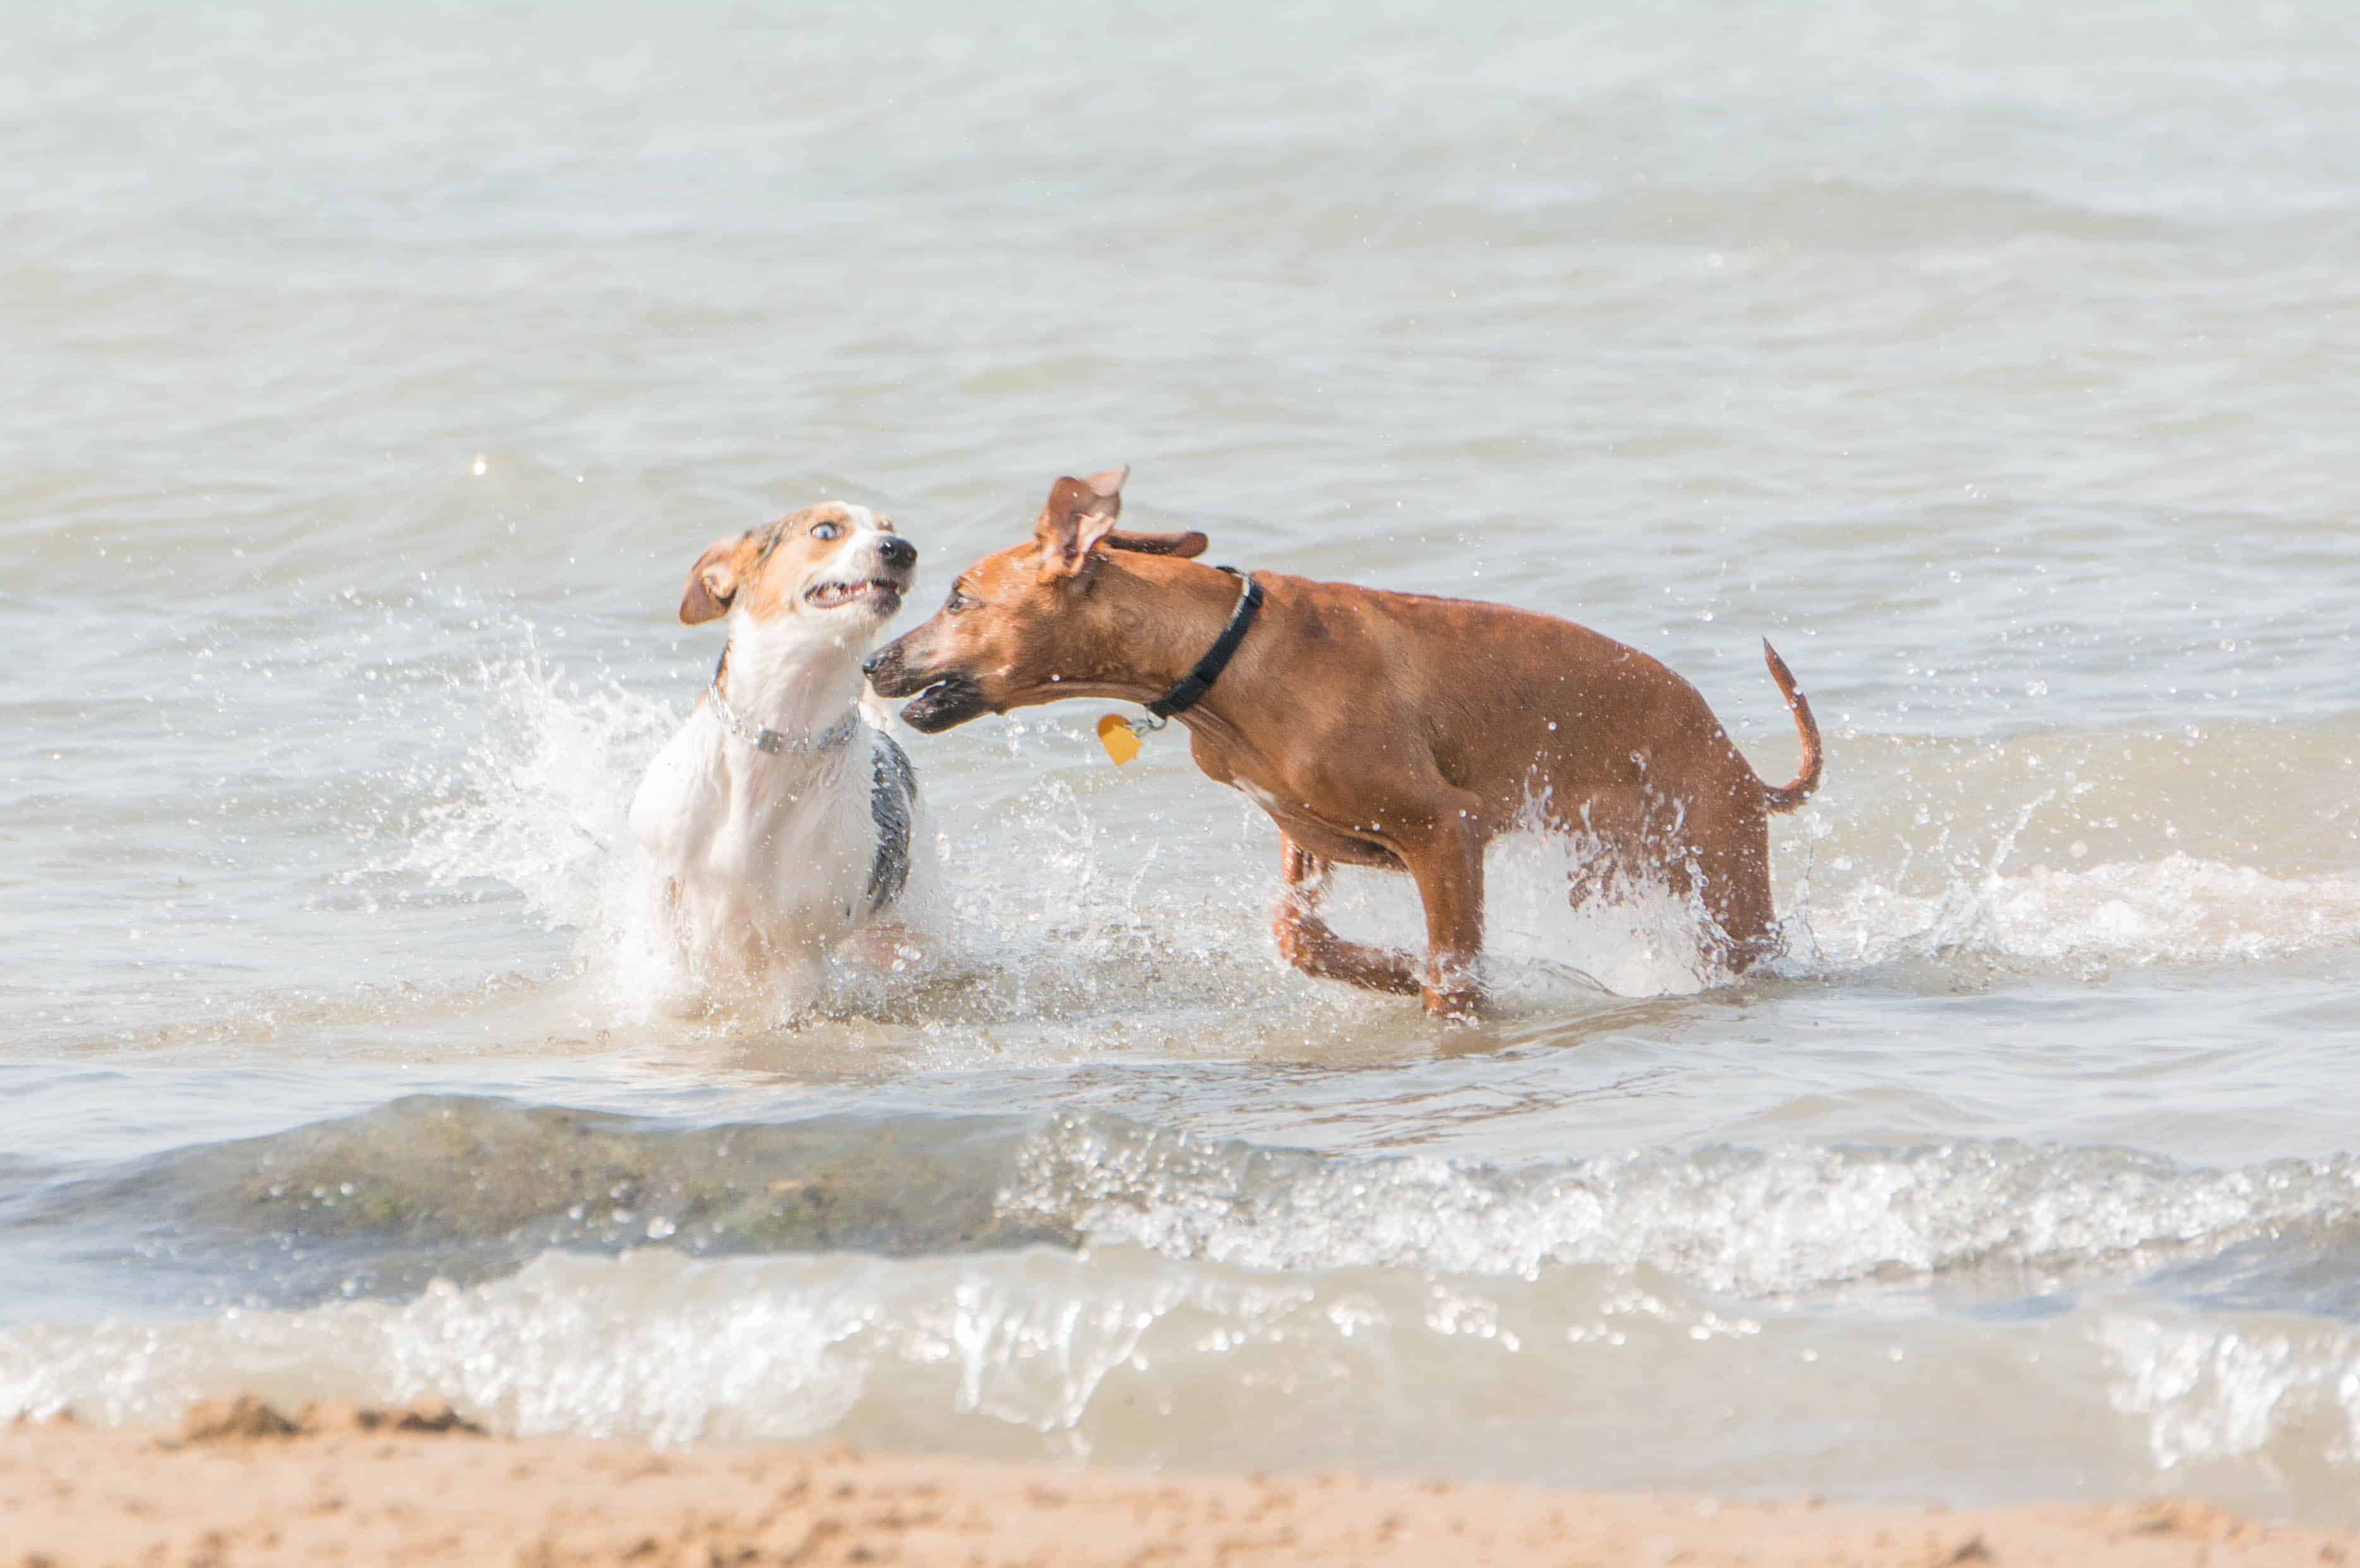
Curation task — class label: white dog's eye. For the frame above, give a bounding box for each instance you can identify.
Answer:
[810,521,842,541]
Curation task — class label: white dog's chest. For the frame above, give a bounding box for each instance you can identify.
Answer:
[633,501,928,1012]
[702,781,868,909]
[631,715,914,950]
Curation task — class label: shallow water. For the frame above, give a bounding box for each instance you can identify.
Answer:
[6,0,2360,1526]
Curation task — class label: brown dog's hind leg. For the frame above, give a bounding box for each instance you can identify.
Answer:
[1684,800,1780,976]
[1271,836,1423,998]
[1699,856,1779,974]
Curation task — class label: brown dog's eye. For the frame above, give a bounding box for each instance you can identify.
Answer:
[944,585,976,614]
[811,521,842,541]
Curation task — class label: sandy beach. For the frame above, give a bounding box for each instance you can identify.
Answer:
[5,1402,2352,1568]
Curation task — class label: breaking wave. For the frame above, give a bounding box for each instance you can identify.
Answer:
[23,1097,2360,1310]
[4,1245,2355,1519]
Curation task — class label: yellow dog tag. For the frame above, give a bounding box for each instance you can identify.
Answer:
[1096,714,1142,765]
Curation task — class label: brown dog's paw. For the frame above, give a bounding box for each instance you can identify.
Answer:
[1422,987,1482,1024]
[1274,910,1428,996]
[1271,908,1338,972]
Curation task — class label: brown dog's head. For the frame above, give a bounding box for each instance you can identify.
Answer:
[863,467,1207,732]
[678,503,916,649]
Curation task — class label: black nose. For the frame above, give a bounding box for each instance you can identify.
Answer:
[861,649,888,679]
[877,536,916,568]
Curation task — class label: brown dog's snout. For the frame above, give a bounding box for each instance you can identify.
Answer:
[863,631,993,731]
[861,639,911,691]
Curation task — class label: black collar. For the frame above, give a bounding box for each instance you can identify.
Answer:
[1146,567,1263,721]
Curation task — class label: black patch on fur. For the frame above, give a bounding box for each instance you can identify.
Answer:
[866,731,917,912]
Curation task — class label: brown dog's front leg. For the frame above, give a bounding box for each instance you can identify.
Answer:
[1281,837,1329,899]
[1271,836,1422,997]
[1406,811,1487,1022]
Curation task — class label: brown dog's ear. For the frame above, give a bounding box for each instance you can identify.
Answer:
[1070,464,1202,556]
[1034,468,1127,582]
[1103,529,1209,558]
[679,534,753,625]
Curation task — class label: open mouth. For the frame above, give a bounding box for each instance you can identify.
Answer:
[897,674,992,733]
[862,639,993,732]
[805,578,904,612]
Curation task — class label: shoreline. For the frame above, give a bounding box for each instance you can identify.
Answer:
[6,1399,2352,1567]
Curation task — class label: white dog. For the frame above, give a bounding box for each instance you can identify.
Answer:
[629,503,931,1012]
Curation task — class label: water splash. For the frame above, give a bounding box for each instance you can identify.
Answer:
[398,640,695,1016]
[398,639,2360,1024]
[2101,1312,2360,1473]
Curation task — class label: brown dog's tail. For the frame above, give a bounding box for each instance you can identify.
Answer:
[1758,639,1822,813]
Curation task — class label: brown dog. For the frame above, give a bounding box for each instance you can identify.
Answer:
[865,467,1821,1019]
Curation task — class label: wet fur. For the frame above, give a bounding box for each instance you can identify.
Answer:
[631,503,932,1012]
[867,469,1820,1020]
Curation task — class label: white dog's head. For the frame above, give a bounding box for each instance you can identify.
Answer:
[678,503,916,648]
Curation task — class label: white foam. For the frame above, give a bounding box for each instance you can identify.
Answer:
[2100,1311,2360,1472]
[1003,1118,2360,1297]
[5,1247,2356,1518]
[0,1247,1294,1449]
[1807,853,2360,973]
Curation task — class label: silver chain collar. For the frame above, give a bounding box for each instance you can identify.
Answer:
[708,681,860,757]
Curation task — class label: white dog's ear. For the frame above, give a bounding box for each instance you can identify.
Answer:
[680,534,753,625]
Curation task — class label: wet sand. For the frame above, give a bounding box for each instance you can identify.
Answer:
[5,1401,2352,1567]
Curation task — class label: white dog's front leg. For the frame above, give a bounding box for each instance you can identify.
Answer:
[837,922,933,975]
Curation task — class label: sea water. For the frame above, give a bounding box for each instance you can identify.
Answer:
[4,0,2359,1524]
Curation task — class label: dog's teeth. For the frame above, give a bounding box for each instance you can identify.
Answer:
[808,578,896,609]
